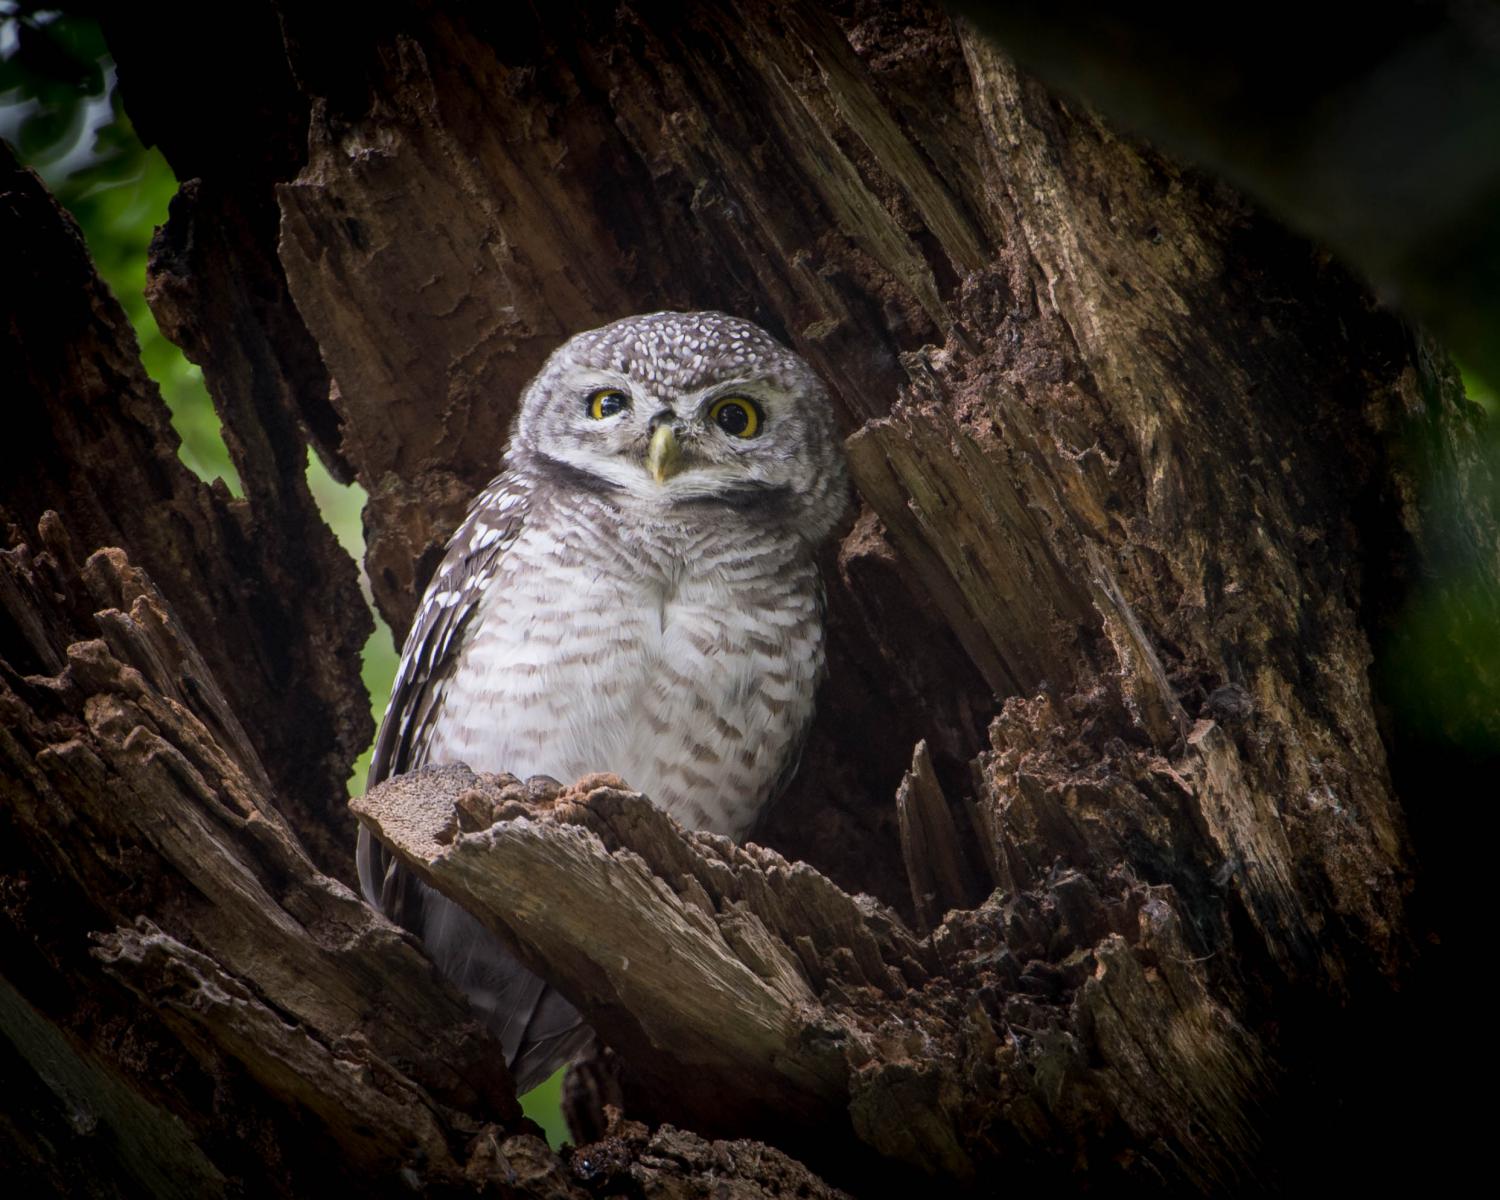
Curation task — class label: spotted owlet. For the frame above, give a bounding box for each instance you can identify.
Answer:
[356,311,848,1094]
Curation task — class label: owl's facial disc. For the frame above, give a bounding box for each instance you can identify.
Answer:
[528,373,821,512]
[536,372,784,497]
[515,311,847,538]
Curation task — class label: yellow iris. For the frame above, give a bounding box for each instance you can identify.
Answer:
[709,396,761,438]
[588,389,629,419]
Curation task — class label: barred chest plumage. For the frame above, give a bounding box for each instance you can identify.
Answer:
[414,482,824,838]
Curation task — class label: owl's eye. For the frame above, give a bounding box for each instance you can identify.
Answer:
[709,396,762,439]
[587,389,631,419]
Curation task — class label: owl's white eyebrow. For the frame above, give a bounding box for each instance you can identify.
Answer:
[683,380,772,407]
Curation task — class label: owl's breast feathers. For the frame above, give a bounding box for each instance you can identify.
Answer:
[364,465,824,848]
[408,471,823,838]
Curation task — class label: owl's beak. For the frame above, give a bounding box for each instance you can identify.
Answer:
[646,423,684,483]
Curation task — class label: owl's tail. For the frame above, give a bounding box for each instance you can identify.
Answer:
[357,825,594,1095]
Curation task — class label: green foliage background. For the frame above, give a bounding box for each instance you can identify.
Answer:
[0,4,568,1145]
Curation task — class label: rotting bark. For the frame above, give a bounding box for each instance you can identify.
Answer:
[351,762,1271,1190]
[0,513,524,1194]
[0,145,371,881]
[946,0,1500,391]
[3,0,1492,1194]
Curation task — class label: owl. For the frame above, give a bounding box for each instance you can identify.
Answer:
[356,311,848,1094]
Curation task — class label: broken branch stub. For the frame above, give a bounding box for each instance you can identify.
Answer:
[350,762,1275,1190]
[351,766,862,1136]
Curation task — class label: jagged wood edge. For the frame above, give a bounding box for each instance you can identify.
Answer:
[352,761,1271,1187]
[1,526,534,1190]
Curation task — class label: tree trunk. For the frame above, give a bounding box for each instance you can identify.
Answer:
[2,1,1488,1195]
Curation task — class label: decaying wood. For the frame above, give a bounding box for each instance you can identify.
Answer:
[948,0,1500,391]
[895,740,986,931]
[0,520,521,1192]
[356,770,889,1144]
[3,0,1490,1193]
[0,146,371,880]
[353,761,1274,1190]
[567,1118,854,1200]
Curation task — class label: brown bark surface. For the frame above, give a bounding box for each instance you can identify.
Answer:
[3,1,1489,1195]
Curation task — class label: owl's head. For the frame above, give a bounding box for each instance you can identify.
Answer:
[511,311,848,541]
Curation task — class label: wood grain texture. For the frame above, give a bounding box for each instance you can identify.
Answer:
[0,145,371,879]
[0,520,526,1194]
[2,0,1488,1193]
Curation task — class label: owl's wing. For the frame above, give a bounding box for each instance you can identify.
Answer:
[355,472,529,926]
[369,474,531,783]
[354,473,592,1089]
